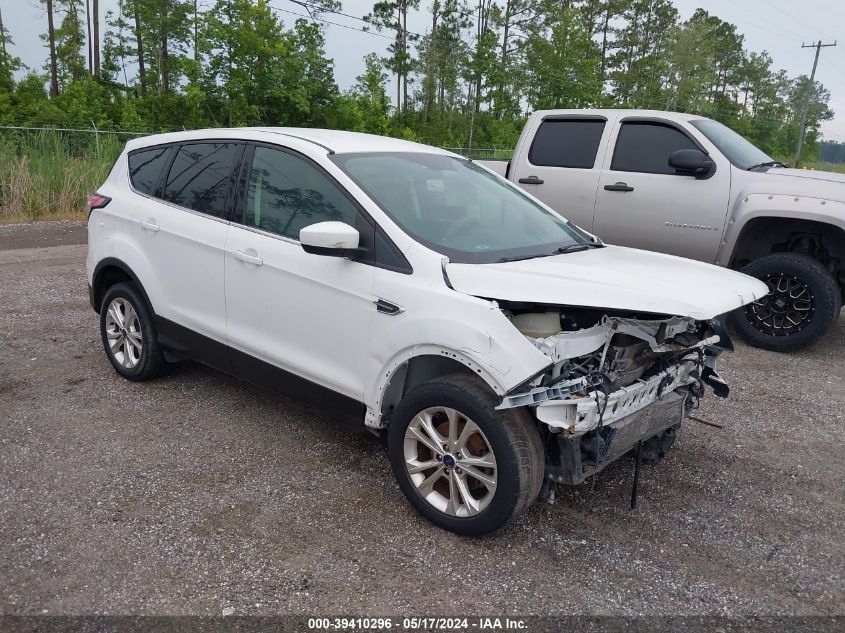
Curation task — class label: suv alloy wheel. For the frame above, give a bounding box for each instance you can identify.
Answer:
[388,374,544,536]
[99,282,165,381]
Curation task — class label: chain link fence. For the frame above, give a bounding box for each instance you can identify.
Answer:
[0,125,513,221]
[439,147,513,160]
[0,125,154,221]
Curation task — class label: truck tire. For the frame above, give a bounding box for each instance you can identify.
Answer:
[388,373,544,536]
[731,253,841,353]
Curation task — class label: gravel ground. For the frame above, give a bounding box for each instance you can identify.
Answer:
[0,221,843,619]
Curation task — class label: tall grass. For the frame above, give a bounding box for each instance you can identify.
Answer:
[0,129,129,223]
[806,161,845,174]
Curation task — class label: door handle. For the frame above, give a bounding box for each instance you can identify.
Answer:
[604,182,634,192]
[138,219,160,232]
[518,176,544,185]
[232,250,263,266]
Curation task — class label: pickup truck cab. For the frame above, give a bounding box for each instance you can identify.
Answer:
[479,109,845,352]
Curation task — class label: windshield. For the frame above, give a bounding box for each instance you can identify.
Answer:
[330,152,589,263]
[690,119,773,169]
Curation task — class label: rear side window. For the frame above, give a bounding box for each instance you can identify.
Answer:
[163,143,243,217]
[528,119,606,168]
[611,122,699,174]
[128,146,172,195]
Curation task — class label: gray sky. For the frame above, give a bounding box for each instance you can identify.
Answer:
[3,0,845,141]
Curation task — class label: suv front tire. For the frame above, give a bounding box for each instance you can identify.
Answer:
[388,373,544,536]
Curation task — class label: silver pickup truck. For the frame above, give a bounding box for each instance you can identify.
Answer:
[478,109,845,352]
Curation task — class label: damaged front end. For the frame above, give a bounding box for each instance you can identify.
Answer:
[498,303,732,485]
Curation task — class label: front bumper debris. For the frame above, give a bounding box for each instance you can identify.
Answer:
[546,391,686,485]
[533,360,697,435]
[499,311,733,488]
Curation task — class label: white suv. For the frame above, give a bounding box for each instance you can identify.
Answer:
[87,128,765,535]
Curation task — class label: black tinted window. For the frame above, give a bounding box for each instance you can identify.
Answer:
[128,146,171,195]
[163,143,242,217]
[611,122,698,174]
[529,119,606,168]
[245,146,357,240]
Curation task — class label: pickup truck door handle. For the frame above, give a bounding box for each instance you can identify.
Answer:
[518,175,544,185]
[232,250,264,266]
[604,182,634,192]
[137,218,160,232]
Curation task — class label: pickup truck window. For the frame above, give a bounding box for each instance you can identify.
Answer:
[528,119,606,169]
[611,122,698,175]
[690,119,772,169]
[331,152,588,264]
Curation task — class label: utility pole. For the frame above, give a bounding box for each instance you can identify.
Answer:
[46,0,59,97]
[794,40,836,165]
[0,6,6,58]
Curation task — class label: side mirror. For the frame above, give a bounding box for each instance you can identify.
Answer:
[300,221,365,259]
[669,149,715,179]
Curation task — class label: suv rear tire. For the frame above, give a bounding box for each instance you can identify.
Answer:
[731,253,841,353]
[388,373,544,536]
[99,282,165,381]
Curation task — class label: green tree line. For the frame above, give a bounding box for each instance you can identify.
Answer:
[819,140,845,164]
[0,0,835,160]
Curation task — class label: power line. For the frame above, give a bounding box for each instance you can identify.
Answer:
[267,4,396,40]
[695,0,796,40]
[268,1,484,72]
[767,2,838,42]
[286,0,481,29]
[279,0,427,39]
[820,60,845,91]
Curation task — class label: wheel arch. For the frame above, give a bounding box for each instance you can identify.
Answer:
[367,347,509,429]
[729,217,845,265]
[92,258,154,314]
[726,214,845,295]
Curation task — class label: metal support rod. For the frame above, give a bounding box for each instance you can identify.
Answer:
[631,440,642,509]
[688,414,724,430]
[91,120,100,159]
[794,40,836,165]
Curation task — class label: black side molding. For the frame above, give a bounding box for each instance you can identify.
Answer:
[155,316,366,425]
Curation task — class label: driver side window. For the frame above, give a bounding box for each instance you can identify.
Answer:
[245,146,357,240]
[611,122,699,175]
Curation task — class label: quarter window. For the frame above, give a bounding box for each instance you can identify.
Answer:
[128,145,172,196]
[163,143,243,217]
[529,119,606,169]
[611,122,699,175]
[245,146,357,240]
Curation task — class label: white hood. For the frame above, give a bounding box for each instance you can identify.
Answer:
[446,245,768,320]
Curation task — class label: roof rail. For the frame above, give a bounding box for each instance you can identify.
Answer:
[263,129,335,155]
